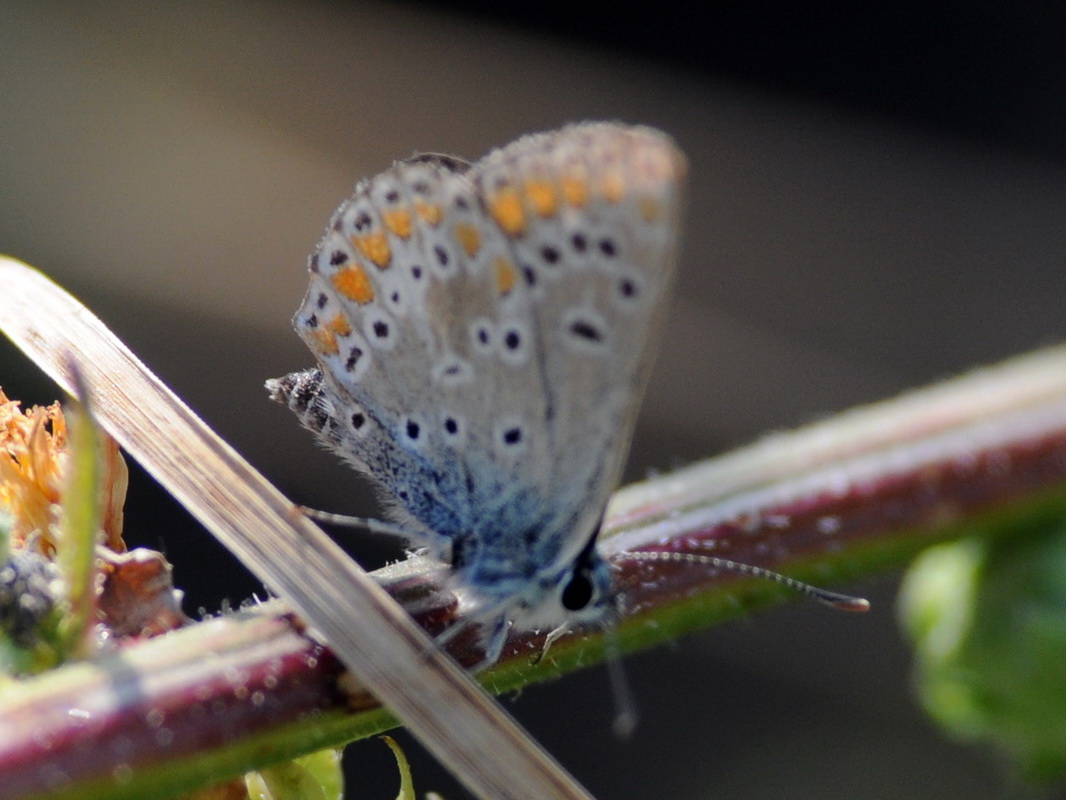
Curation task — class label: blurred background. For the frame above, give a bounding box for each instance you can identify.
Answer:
[3,2,1065,797]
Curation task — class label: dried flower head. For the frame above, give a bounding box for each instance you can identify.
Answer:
[0,388,127,554]
[0,389,68,552]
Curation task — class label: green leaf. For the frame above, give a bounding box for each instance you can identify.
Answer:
[245,747,343,800]
[900,516,1066,781]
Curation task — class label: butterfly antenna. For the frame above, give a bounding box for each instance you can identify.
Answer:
[619,551,869,612]
[298,507,413,538]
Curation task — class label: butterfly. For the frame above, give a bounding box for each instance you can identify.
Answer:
[267,123,685,665]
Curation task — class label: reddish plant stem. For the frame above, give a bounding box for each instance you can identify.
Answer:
[4,349,1066,799]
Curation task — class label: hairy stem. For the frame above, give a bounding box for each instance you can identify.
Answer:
[2,345,1066,800]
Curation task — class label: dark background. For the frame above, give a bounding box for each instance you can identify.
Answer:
[3,2,1065,797]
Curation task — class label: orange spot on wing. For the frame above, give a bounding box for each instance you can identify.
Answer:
[382,208,412,239]
[415,201,442,226]
[601,171,625,203]
[326,314,352,338]
[524,179,557,218]
[561,175,588,207]
[353,233,391,269]
[493,256,517,296]
[454,223,481,257]
[310,327,339,355]
[332,265,375,304]
[488,188,525,237]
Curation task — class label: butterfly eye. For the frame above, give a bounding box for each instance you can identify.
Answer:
[558,523,611,615]
[560,570,594,612]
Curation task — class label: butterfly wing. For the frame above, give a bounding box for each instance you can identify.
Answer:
[277,148,552,546]
[466,125,686,572]
[270,123,685,612]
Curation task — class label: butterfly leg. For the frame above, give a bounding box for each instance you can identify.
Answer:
[438,613,510,673]
[470,614,511,672]
[529,622,570,665]
[427,611,511,673]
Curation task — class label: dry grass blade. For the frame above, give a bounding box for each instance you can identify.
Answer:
[0,256,593,800]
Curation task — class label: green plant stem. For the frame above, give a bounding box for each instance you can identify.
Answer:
[56,391,101,660]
